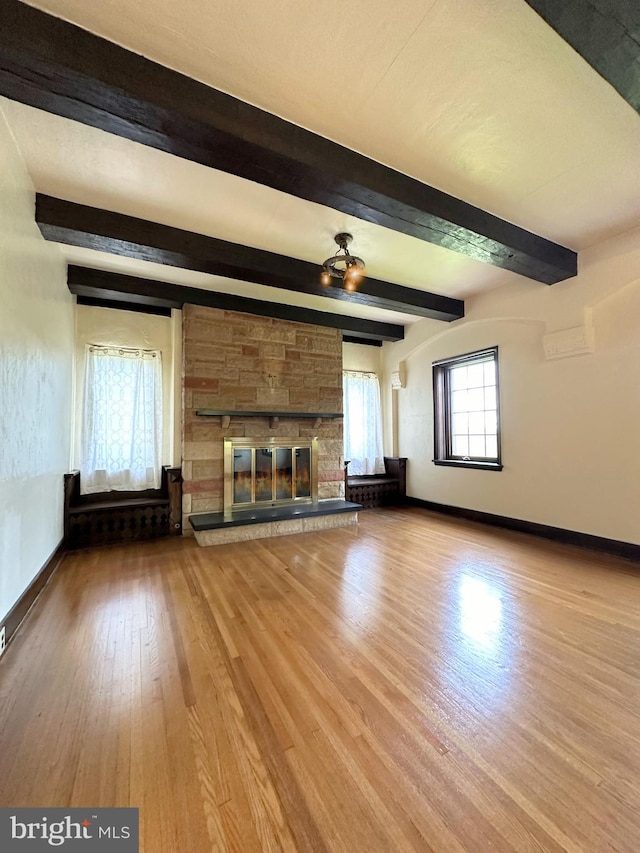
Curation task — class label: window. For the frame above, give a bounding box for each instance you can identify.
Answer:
[343,371,385,475]
[80,345,163,493]
[432,347,502,470]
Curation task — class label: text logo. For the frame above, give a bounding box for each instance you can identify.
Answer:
[0,808,138,851]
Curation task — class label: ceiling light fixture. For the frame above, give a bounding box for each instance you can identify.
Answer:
[320,232,365,292]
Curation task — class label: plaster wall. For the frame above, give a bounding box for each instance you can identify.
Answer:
[382,225,640,545]
[343,342,382,374]
[0,104,74,622]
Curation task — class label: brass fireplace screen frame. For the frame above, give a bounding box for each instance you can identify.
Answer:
[224,437,318,513]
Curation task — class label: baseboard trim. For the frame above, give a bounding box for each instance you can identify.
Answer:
[405,497,640,562]
[1,539,66,653]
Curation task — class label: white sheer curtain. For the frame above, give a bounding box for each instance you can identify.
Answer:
[343,371,385,475]
[81,345,162,494]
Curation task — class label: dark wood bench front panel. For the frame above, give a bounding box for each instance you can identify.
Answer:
[344,457,407,509]
[64,466,182,549]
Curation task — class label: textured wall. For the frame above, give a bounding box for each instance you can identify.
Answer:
[182,306,343,530]
[382,224,640,546]
[0,105,73,622]
[343,341,381,373]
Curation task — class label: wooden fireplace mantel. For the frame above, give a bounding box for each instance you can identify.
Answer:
[196,409,343,429]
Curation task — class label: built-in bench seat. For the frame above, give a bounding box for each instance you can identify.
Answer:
[64,467,182,549]
[345,457,407,509]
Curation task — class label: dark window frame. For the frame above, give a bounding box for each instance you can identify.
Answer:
[432,346,503,471]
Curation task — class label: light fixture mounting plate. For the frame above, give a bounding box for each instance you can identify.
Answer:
[334,232,353,249]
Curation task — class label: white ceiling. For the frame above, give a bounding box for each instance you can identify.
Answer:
[4,0,640,325]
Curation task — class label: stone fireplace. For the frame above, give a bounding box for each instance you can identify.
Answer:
[181,305,347,536]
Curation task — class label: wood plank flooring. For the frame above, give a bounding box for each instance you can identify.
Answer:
[1,507,639,852]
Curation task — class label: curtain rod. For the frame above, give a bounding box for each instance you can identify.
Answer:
[87,344,158,356]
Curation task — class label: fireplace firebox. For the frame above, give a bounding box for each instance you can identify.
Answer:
[224,437,318,515]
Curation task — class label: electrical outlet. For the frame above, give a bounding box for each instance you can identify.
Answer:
[0,627,6,656]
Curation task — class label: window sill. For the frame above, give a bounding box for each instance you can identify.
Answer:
[433,459,503,472]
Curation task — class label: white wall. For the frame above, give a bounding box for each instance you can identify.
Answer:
[343,341,382,373]
[382,226,640,545]
[74,304,180,468]
[0,104,74,622]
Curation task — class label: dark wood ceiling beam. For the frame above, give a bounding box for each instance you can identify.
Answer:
[76,295,173,317]
[1,0,576,284]
[67,267,405,343]
[342,336,382,348]
[525,0,640,113]
[37,195,464,322]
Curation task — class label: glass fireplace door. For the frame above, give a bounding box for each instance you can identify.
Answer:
[224,437,318,512]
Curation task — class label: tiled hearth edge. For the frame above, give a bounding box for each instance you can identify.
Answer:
[182,305,344,533]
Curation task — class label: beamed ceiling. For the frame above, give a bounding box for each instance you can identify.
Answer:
[1,0,640,341]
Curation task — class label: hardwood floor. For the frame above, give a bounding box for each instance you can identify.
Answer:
[1,507,639,852]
